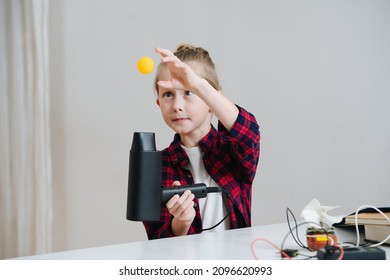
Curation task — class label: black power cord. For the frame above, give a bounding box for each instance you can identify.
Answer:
[286,207,311,250]
[202,188,233,231]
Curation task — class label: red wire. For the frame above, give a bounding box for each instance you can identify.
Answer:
[333,244,345,260]
[251,237,292,260]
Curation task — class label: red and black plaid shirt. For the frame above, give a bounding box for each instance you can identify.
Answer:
[143,105,260,239]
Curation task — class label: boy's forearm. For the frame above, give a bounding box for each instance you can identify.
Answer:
[194,78,239,131]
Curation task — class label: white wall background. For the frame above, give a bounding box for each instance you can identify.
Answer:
[48,0,390,253]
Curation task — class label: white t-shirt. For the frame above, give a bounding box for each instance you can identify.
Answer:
[181,146,230,231]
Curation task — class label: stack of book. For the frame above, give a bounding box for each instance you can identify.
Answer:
[345,211,390,245]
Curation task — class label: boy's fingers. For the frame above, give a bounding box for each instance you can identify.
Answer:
[172,180,181,187]
[166,194,179,209]
[157,80,173,89]
[168,190,194,217]
[178,201,195,220]
[155,47,175,58]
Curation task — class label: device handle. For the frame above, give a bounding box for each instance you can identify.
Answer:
[161,183,208,203]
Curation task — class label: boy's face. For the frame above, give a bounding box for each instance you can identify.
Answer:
[156,67,212,144]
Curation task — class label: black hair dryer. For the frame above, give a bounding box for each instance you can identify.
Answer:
[126,132,208,222]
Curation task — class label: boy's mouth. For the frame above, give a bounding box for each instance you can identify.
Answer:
[173,117,189,122]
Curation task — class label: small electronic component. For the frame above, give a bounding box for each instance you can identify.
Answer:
[306,227,337,251]
[281,249,299,258]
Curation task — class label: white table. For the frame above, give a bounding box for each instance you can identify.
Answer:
[17,222,389,260]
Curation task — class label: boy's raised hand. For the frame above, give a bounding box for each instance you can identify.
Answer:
[155,47,202,93]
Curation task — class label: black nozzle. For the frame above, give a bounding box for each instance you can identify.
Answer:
[131,132,157,151]
[127,132,162,221]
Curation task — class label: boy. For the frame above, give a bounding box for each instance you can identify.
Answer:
[143,44,260,239]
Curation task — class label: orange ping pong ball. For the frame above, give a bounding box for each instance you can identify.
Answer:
[137,56,154,74]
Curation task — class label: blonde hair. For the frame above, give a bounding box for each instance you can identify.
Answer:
[154,44,222,94]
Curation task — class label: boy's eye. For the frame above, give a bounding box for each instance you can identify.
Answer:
[162,91,173,98]
[184,91,193,96]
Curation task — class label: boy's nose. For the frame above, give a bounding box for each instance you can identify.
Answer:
[172,96,184,112]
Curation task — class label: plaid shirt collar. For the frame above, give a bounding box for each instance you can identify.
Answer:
[167,124,217,167]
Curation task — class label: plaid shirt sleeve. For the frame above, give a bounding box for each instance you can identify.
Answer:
[218,105,260,183]
[213,105,260,228]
